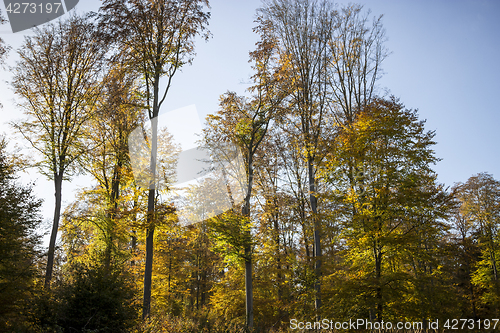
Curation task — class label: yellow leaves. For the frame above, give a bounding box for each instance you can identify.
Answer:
[235,117,253,141]
[319,96,453,320]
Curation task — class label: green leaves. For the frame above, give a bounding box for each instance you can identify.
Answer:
[322,97,453,320]
[208,211,253,264]
[454,173,500,312]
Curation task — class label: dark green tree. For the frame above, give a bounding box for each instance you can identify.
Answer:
[0,137,43,331]
[56,260,139,332]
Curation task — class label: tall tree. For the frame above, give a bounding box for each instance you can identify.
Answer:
[323,97,451,320]
[11,15,107,288]
[257,0,334,313]
[446,206,481,318]
[78,61,144,270]
[327,4,388,124]
[98,0,210,318]
[202,29,286,327]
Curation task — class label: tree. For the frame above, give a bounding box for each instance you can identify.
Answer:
[327,4,388,124]
[250,129,309,327]
[446,206,482,318]
[257,0,334,313]
[56,261,139,332]
[11,14,107,288]
[202,32,286,327]
[77,61,144,270]
[98,0,210,318]
[202,92,273,328]
[454,173,500,315]
[0,137,43,331]
[323,97,452,321]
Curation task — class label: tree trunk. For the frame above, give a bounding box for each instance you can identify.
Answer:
[143,115,159,319]
[308,159,321,314]
[131,195,139,266]
[44,173,63,289]
[142,190,156,319]
[245,243,253,330]
[143,226,155,318]
[105,161,122,271]
[131,231,137,266]
[374,244,383,321]
[273,214,283,301]
[243,153,255,330]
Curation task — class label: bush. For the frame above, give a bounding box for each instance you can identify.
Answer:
[56,262,139,332]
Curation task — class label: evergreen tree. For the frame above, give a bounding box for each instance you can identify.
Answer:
[0,137,43,331]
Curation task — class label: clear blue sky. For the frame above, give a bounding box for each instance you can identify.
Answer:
[1,0,499,225]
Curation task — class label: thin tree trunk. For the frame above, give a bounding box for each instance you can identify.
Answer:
[245,243,253,330]
[308,159,321,314]
[375,252,382,321]
[273,214,283,301]
[490,247,499,316]
[143,115,159,319]
[45,173,63,289]
[105,161,121,271]
[143,190,155,319]
[373,220,383,322]
[131,231,137,266]
[130,194,139,266]
[243,153,255,330]
[196,254,200,310]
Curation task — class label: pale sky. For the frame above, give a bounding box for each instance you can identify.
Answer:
[1,0,499,228]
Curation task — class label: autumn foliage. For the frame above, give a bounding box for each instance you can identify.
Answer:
[1,1,500,332]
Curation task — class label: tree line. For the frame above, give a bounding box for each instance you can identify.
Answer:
[1,1,499,332]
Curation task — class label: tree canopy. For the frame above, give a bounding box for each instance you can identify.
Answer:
[2,1,498,332]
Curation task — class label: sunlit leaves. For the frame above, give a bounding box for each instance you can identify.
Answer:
[454,173,500,312]
[322,97,452,320]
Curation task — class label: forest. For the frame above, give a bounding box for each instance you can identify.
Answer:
[1,0,500,332]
